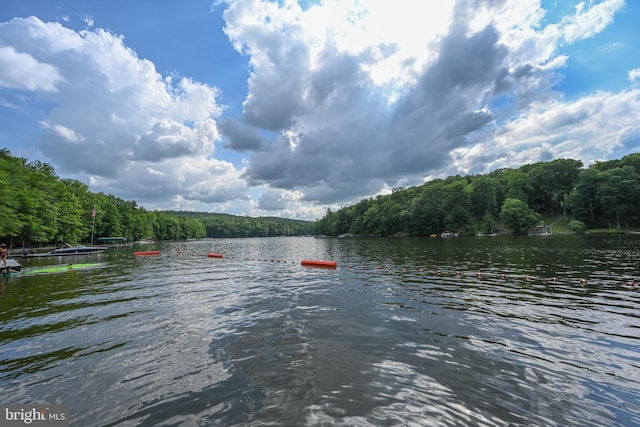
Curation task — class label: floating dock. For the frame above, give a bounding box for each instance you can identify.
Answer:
[21,263,102,275]
[1,259,22,273]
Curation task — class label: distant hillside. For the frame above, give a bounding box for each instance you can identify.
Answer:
[167,211,314,238]
[314,153,640,236]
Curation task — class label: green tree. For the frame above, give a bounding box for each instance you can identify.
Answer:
[99,198,124,238]
[349,199,373,235]
[499,198,541,235]
[19,161,60,244]
[569,168,602,226]
[363,205,383,236]
[379,201,402,235]
[469,176,498,221]
[409,183,446,235]
[314,208,332,235]
[479,212,496,234]
[528,159,582,217]
[0,152,27,238]
[53,180,85,244]
[596,166,640,228]
[503,170,532,203]
[442,179,470,231]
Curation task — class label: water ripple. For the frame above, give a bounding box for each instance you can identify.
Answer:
[0,237,639,426]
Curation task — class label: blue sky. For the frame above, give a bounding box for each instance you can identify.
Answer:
[1,0,639,220]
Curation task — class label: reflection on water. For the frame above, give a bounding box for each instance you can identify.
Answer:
[0,236,638,426]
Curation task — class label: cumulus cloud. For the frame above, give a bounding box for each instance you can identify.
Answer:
[0,45,63,92]
[220,0,632,206]
[0,16,236,209]
[91,155,248,209]
[221,1,508,194]
[218,117,265,151]
[0,0,635,220]
[552,0,624,43]
[258,188,302,210]
[452,89,640,173]
[133,118,218,162]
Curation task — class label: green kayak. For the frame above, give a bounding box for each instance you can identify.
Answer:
[22,263,102,275]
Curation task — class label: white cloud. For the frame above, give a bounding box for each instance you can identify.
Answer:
[1,16,84,53]
[0,16,242,211]
[0,45,63,92]
[556,0,624,43]
[82,15,94,28]
[132,118,218,162]
[258,188,303,210]
[0,1,636,220]
[629,68,640,83]
[40,122,83,143]
[221,0,633,207]
[450,88,640,174]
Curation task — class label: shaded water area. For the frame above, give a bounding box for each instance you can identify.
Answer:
[0,235,639,426]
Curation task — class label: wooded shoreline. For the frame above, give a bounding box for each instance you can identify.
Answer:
[314,154,640,237]
[0,149,312,248]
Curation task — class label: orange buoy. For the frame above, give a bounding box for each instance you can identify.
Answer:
[301,260,337,269]
[134,250,160,256]
[207,253,223,258]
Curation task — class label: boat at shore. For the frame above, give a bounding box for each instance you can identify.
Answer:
[50,245,105,254]
[20,245,106,257]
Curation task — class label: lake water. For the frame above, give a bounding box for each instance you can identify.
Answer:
[0,235,639,426]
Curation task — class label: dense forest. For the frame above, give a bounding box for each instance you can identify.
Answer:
[170,212,313,238]
[4,148,639,245]
[0,149,311,248]
[314,154,640,236]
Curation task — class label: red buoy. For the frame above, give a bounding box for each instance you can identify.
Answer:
[207,253,223,258]
[301,260,337,269]
[134,251,160,256]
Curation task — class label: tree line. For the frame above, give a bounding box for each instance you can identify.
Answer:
[0,149,312,248]
[314,154,640,236]
[170,212,314,238]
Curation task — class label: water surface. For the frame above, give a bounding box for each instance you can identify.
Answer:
[0,236,638,426]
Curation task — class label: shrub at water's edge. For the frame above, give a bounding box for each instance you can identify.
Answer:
[567,220,587,234]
